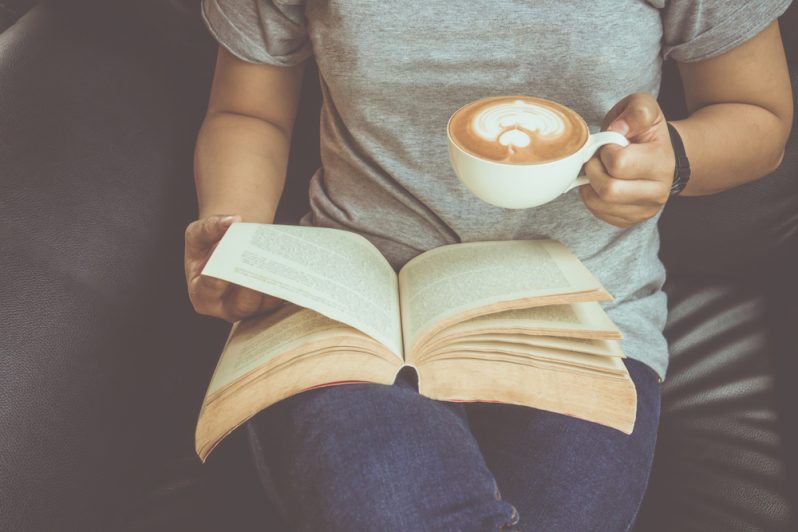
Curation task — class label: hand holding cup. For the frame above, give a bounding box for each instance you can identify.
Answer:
[447,96,629,209]
[580,92,676,228]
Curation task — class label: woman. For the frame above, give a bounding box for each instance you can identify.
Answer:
[185,1,793,530]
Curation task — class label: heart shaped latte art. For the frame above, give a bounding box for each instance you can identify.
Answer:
[471,99,567,151]
[449,96,588,163]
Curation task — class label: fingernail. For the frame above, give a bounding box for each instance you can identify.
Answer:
[220,215,240,224]
[609,119,630,136]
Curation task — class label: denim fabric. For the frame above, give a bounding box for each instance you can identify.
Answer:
[246,358,660,531]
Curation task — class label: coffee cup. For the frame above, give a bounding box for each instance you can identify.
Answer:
[447,96,629,209]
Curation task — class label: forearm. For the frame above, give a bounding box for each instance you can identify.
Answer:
[194,111,291,223]
[672,102,791,196]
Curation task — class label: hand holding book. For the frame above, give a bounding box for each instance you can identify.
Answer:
[184,215,284,323]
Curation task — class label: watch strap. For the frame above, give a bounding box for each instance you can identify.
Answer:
[667,122,691,196]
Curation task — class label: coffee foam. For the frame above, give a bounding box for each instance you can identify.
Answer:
[448,96,589,164]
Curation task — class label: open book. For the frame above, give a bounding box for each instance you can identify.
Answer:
[195,223,636,462]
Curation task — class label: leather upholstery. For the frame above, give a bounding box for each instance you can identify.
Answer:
[0,0,37,32]
[0,2,795,531]
[637,279,792,531]
[0,5,226,530]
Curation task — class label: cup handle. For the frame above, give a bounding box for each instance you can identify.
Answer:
[581,131,630,163]
[565,176,590,191]
[566,131,630,191]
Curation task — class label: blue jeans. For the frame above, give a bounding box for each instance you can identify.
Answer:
[246,358,660,531]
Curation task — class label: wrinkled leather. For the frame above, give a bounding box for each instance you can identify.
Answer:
[635,278,792,531]
[0,0,38,32]
[0,4,226,531]
[0,2,795,531]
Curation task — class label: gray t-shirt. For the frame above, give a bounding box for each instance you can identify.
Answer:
[201,0,791,380]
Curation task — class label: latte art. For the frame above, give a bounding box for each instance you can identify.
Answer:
[473,99,565,150]
[448,96,589,164]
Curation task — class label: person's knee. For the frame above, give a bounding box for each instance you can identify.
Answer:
[286,400,518,530]
[279,384,472,482]
[250,383,519,531]
[298,471,519,532]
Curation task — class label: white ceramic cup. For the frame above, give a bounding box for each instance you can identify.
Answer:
[447,111,630,209]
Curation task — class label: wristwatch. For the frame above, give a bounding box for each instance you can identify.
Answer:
[667,122,691,196]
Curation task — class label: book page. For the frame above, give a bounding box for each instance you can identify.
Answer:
[205,304,393,397]
[426,333,624,359]
[202,223,402,357]
[196,347,401,462]
[424,346,626,375]
[415,357,636,434]
[398,240,607,353]
[426,303,622,347]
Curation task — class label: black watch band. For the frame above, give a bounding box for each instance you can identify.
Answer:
[667,122,691,196]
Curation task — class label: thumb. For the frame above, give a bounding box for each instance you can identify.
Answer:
[605,92,662,141]
[185,214,241,255]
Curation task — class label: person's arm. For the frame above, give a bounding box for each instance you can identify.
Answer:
[582,20,793,227]
[195,46,306,222]
[185,46,306,322]
[673,20,793,196]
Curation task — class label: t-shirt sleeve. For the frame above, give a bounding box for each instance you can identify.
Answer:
[200,0,312,66]
[659,0,792,62]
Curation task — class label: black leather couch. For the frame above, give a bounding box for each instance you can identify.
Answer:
[1,2,796,531]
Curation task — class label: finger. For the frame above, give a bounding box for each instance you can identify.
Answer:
[604,92,663,142]
[258,295,285,314]
[597,143,673,183]
[184,215,241,283]
[223,286,264,319]
[199,274,231,299]
[579,187,632,228]
[583,191,649,219]
[599,214,636,228]
[188,275,231,313]
[223,287,283,321]
[185,214,241,257]
[601,94,634,131]
[584,156,670,204]
[580,185,662,227]
[185,239,227,288]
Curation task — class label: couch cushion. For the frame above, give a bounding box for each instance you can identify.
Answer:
[635,276,791,531]
[0,0,39,33]
[0,3,226,529]
[120,430,279,532]
[70,0,212,60]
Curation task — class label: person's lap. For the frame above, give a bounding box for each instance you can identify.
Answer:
[245,358,660,532]
[465,358,661,531]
